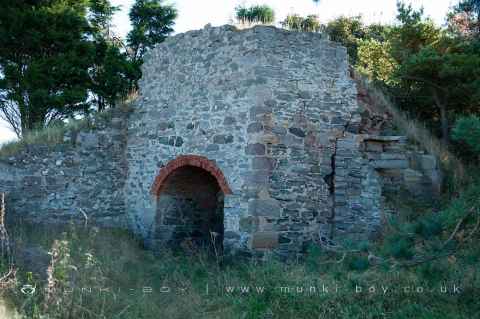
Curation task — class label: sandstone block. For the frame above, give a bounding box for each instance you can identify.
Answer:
[251,231,279,249]
[249,198,281,217]
[372,159,409,169]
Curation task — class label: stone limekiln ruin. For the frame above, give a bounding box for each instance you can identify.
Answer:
[0,25,441,258]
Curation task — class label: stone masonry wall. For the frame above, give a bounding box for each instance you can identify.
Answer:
[0,24,443,258]
[125,25,362,257]
[0,110,129,228]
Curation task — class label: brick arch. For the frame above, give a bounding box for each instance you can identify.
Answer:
[150,155,233,195]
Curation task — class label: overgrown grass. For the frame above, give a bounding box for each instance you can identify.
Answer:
[0,175,479,318]
[1,188,479,319]
[0,101,133,158]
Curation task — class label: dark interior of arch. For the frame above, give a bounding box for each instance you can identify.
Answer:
[154,165,224,253]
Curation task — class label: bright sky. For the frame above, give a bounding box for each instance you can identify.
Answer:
[0,0,456,145]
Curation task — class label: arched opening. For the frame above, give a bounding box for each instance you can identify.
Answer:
[151,156,231,253]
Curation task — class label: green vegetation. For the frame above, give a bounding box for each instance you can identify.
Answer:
[281,14,322,32]
[1,182,479,319]
[127,0,177,63]
[0,100,132,158]
[0,0,176,138]
[320,2,480,152]
[234,5,275,26]
[452,116,480,159]
[1,1,480,318]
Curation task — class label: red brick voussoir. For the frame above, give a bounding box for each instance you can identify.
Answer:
[150,155,233,195]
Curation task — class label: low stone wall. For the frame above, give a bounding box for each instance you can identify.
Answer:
[0,110,129,228]
[362,135,442,199]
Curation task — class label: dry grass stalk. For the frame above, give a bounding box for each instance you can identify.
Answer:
[0,193,10,257]
[0,193,16,289]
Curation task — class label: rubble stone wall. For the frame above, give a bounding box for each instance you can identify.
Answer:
[0,25,443,258]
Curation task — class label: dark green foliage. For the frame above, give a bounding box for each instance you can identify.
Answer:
[88,0,119,36]
[281,14,321,32]
[127,0,177,62]
[0,0,176,136]
[345,255,369,271]
[452,116,480,155]
[89,40,137,111]
[450,0,480,36]
[88,0,138,111]
[413,214,443,239]
[0,0,95,133]
[393,37,480,143]
[384,233,415,259]
[325,16,366,64]
[126,0,176,90]
[235,5,275,25]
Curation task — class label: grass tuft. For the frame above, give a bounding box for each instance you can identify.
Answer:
[0,101,134,158]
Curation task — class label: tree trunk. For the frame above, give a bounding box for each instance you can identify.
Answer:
[432,88,449,145]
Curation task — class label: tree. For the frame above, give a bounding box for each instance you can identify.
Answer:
[325,16,366,64]
[394,38,480,144]
[0,0,95,135]
[127,0,177,63]
[357,39,397,84]
[234,5,275,26]
[88,0,136,111]
[89,41,136,111]
[88,0,119,38]
[281,14,321,32]
[389,2,440,64]
[452,116,480,156]
[0,0,149,136]
[448,0,480,37]
[386,2,480,144]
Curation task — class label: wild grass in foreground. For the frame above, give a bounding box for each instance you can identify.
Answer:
[0,216,478,319]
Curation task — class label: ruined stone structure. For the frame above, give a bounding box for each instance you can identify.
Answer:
[0,25,441,258]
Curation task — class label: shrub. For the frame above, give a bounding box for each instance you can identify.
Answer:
[235,5,275,26]
[451,116,480,160]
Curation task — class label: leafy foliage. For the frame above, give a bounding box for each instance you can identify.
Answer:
[357,39,397,84]
[452,116,480,155]
[0,0,176,137]
[127,0,177,62]
[0,0,95,133]
[235,5,275,25]
[281,14,321,32]
[325,16,366,64]
[449,0,480,37]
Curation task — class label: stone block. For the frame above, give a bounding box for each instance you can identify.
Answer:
[245,143,265,155]
[223,116,236,125]
[249,198,281,217]
[213,134,233,144]
[403,168,423,183]
[247,122,263,133]
[365,141,383,152]
[239,216,258,232]
[251,231,279,249]
[77,132,99,149]
[289,127,306,138]
[252,157,275,170]
[380,153,406,160]
[372,159,409,169]
[420,155,437,170]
